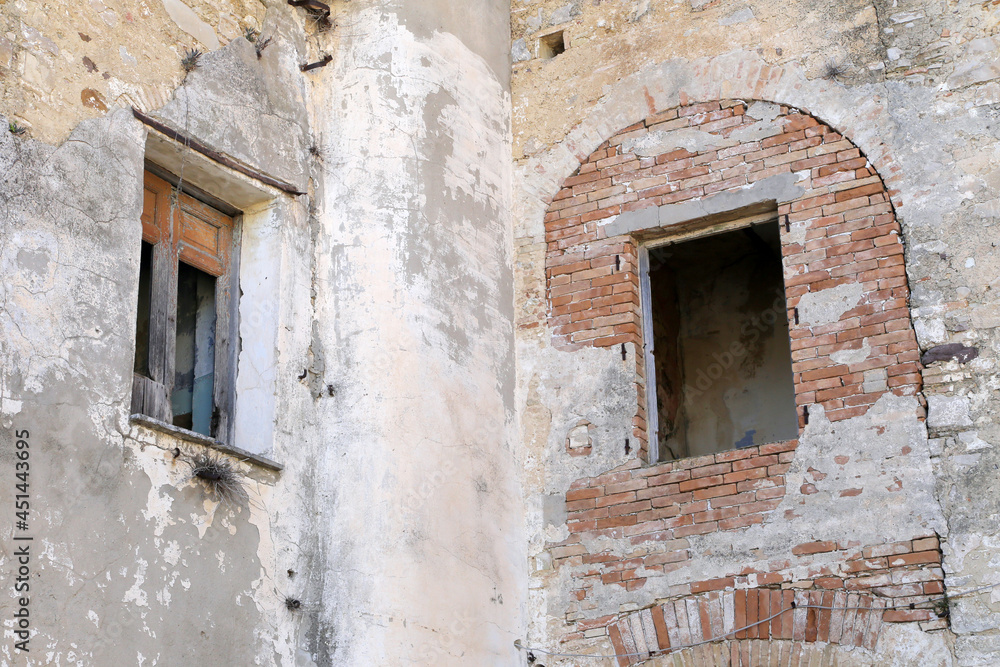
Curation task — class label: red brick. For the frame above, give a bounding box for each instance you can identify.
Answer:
[691,577,735,593]
[734,590,747,639]
[693,484,738,500]
[608,500,652,516]
[815,577,844,589]
[844,557,887,573]
[692,507,739,523]
[745,589,760,639]
[923,581,945,595]
[651,604,671,650]
[567,488,602,502]
[738,499,782,514]
[647,470,691,486]
[675,521,719,537]
[760,441,797,455]
[792,540,839,556]
[608,625,629,667]
[783,114,819,132]
[732,455,779,471]
[690,462,733,479]
[757,587,772,639]
[723,467,768,484]
[710,491,756,507]
[678,500,711,515]
[887,550,941,567]
[679,101,722,117]
[567,507,610,521]
[679,475,726,492]
[755,486,786,501]
[567,498,597,511]
[715,448,756,462]
[595,515,638,529]
[883,609,933,623]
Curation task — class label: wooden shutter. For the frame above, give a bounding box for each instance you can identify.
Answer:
[131,170,235,438]
[132,172,175,421]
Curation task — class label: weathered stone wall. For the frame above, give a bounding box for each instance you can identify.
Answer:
[0,0,269,144]
[4,0,1000,663]
[1,1,522,665]
[513,1,1000,665]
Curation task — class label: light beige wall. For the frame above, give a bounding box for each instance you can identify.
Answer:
[1,0,524,664]
[1,0,268,144]
[302,0,525,663]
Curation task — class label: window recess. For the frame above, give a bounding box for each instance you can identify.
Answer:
[640,218,797,462]
[131,170,238,441]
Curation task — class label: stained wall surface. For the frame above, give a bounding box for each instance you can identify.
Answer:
[3,0,1000,665]
[512,1,1000,665]
[1,0,522,665]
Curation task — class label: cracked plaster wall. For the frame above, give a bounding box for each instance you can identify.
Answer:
[0,5,313,660]
[2,1,522,665]
[301,3,523,663]
[512,1,1000,665]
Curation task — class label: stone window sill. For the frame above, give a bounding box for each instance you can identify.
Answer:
[129,414,283,472]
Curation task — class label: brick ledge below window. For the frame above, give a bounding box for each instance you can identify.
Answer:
[129,414,283,472]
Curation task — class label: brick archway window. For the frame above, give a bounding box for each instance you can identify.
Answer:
[544,100,922,463]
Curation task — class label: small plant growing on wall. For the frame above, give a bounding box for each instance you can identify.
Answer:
[255,36,273,59]
[933,595,951,620]
[180,48,203,73]
[243,27,273,59]
[822,59,848,81]
[189,453,248,506]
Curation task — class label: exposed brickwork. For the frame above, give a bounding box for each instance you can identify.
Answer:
[573,536,945,665]
[560,440,797,595]
[543,100,923,461]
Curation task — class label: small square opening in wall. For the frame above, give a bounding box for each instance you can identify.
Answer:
[641,220,798,462]
[539,31,566,59]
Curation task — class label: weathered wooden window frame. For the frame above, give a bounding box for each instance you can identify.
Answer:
[131,166,242,445]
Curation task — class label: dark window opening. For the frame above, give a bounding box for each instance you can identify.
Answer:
[644,220,797,461]
[539,31,565,59]
[172,262,217,436]
[134,241,154,377]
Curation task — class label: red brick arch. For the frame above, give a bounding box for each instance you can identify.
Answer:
[603,535,944,666]
[543,100,922,461]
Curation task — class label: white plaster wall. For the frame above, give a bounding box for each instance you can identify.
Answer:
[295,3,526,664]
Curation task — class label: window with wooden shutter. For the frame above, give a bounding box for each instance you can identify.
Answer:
[131,170,237,440]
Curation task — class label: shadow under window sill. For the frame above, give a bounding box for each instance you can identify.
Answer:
[129,413,283,472]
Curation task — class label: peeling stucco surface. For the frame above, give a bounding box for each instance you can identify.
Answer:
[4,0,1000,664]
[1,1,522,664]
[512,0,1000,664]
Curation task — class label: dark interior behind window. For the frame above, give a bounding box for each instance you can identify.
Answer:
[172,261,217,436]
[648,220,797,460]
[134,241,153,378]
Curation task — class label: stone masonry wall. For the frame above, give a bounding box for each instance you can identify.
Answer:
[511,2,1000,664]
